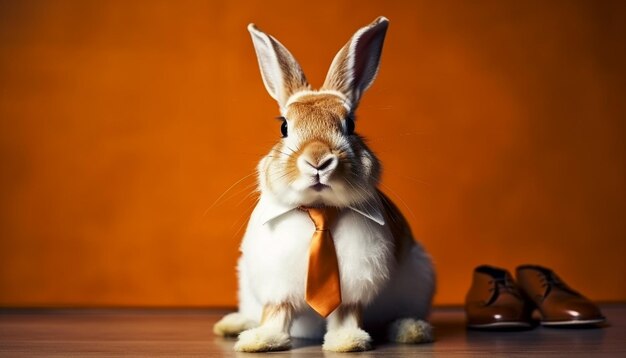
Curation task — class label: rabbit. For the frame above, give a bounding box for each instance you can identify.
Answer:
[213,16,435,352]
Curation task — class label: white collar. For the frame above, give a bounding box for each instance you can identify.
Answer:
[258,194,385,226]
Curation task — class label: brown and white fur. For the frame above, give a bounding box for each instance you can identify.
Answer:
[213,17,435,352]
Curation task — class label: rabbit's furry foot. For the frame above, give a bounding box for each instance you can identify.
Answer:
[388,318,434,344]
[234,326,291,352]
[213,312,257,337]
[322,327,372,352]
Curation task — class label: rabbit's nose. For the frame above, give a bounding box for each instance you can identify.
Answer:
[297,143,338,176]
[303,155,337,172]
[313,156,336,171]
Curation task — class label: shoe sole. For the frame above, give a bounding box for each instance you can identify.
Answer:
[467,321,533,329]
[541,318,605,326]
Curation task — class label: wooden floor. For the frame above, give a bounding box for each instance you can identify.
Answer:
[1,305,624,357]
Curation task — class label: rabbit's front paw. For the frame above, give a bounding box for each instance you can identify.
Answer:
[213,312,257,337]
[234,326,291,352]
[388,318,434,344]
[322,327,371,352]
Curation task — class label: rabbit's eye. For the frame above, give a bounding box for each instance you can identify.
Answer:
[280,118,288,137]
[344,117,355,135]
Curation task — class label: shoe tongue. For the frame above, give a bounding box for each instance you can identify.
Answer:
[475,265,509,280]
[519,264,553,278]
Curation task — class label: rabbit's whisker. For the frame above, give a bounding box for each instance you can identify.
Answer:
[204,172,257,216]
[230,197,260,239]
[270,168,297,183]
[273,148,297,159]
[379,182,416,222]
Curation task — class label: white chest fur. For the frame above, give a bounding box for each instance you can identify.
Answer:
[240,200,394,308]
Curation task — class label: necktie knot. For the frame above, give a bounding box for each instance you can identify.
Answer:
[301,206,339,231]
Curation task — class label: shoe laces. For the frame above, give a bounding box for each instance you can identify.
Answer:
[485,277,521,305]
[537,271,579,299]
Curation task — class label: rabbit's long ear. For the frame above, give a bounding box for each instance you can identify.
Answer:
[322,17,389,109]
[248,24,310,110]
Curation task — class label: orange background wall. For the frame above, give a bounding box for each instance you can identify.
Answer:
[0,0,624,307]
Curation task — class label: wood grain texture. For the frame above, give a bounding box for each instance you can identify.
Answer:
[1,306,624,357]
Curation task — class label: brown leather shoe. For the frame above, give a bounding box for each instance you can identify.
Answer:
[465,265,533,329]
[516,265,605,326]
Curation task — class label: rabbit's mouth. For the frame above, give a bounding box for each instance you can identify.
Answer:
[310,183,330,192]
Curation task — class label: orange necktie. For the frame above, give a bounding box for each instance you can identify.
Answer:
[302,206,342,317]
